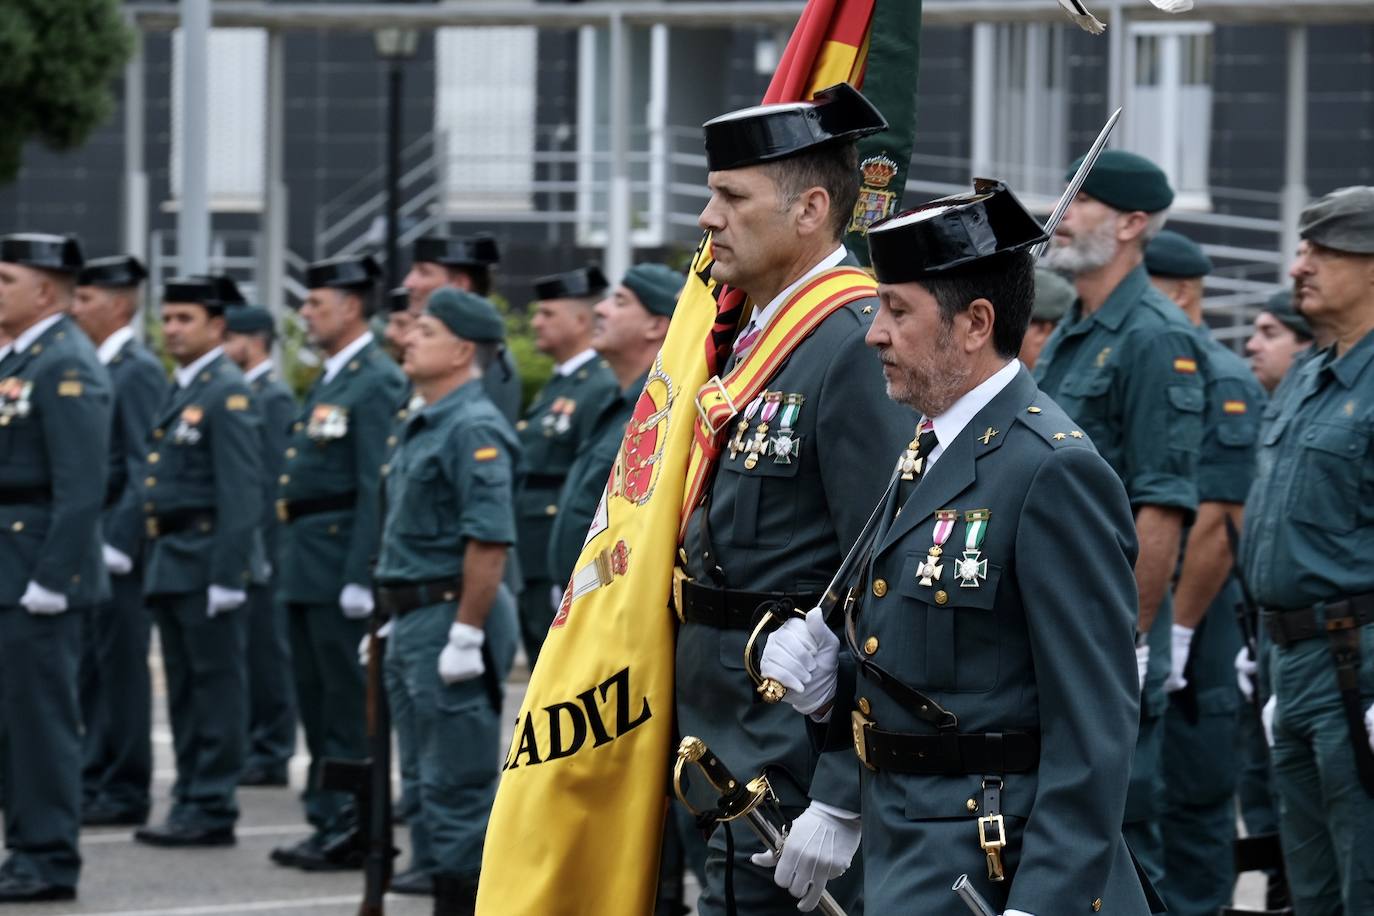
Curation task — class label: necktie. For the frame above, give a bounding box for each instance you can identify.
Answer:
[895,419,938,512]
[732,323,762,362]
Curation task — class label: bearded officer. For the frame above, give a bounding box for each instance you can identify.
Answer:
[1032,151,1205,884]
[400,234,521,424]
[1242,186,1374,914]
[759,182,1153,915]
[0,233,110,901]
[136,276,263,847]
[1144,230,1267,915]
[675,83,916,913]
[223,305,299,787]
[272,255,406,870]
[515,265,617,663]
[70,255,166,828]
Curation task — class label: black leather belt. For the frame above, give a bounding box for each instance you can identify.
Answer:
[276,491,356,524]
[0,485,52,505]
[521,473,566,490]
[677,579,821,631]
[852,717,1040,775]
[374,576,462,618]
[145,508,215,539]
[1262,593,1374,648]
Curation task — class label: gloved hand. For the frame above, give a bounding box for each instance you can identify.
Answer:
[1004,911,1038,916]
[1235,647,1259,702]
[1164,623,1194,693]
[1365,703,1374,754]
[357,620,394,667]
[1262,694,1276,748]
[751,801,861,912]
[103,543,133,576]
[1135,643,1150,692]
[761,608,840,716]
[206,584,246,618]
[438,622,485,684]
[339,583,374,620]
[20,580,67,615]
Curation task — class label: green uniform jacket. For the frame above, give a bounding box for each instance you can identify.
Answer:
[0,315,113,606]
[546,370,644,589]
[142,352,263,595]
[248,366,297,574]
[514,354,617,586]
[483,348,524,426]
[1241,329,1374,610]
[277,337,406,603]
[677,285,918,811]
[102,336,169,563]
[848,367,1148,915]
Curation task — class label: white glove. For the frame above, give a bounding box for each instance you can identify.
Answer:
[1164,623,1195,694]
[357,620,394,667]
[1235,646,1259,702]
[20,580,68,615]
[1135,642,1150,692]
[438,622,485,684]
[1004,911,1037,916]
[1365,704,1374,755]
[103,544,133,576]
[206,584,246,618]
[761,608,840,716]
[751,801,861,912]
[339,583,374,620]
[1262,694,1276,748]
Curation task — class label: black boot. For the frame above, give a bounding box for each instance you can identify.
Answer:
[432,872,477,916]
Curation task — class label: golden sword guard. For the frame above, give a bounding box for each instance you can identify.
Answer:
[743,605,803,703]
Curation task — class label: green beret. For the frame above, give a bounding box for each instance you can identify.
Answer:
[1032,268,1075,323]
[1298,185,1374,254]
[1263,289,1314,341]
[426,288,506,343]
[224,305,275,336]
[1067,149,1173,214]
[621,263,683,318]
[1145,230,1212,279]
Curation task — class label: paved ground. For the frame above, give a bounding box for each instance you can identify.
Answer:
[25,643,1265,915]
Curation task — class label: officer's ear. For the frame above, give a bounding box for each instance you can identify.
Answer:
[1115,210,1152,246]
[962,297,996,355]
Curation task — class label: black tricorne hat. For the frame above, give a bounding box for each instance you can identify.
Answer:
[533,265,609,301]
[79,255,148,289]
[867,179,1049,284]
[306,255,381,291]
[387,287,411,313]
[702,82,888,173]
[189,273,245,306]
[163,276,225,313]
[0,233,85,275]
[412,234,500,268]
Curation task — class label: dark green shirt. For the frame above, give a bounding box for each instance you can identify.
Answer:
[1193,327,1266,505]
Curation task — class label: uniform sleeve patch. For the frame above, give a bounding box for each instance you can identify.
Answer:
[57,380,83,397]
[1173,357,1198,374]
[473,446,500,462]
[226,394,250,411]
[1222,400,1248,415]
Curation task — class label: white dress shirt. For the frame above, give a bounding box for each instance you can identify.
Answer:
[554,347,598,377]
[174,346,225,389]
[96,325,135,365]
[10,313,64,355]
[321,331,374,384]
[243,359,274,385]
[923,358,1021,472]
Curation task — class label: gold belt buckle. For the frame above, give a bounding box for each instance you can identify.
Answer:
[978,813,1007,882]
[672,567,688,623]
[275,499,289,523]
[694,375,737,437]
[851,709,876,771]
[145,516,159,539]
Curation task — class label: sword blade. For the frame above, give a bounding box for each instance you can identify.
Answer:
[1031,106,1123,261]
[819,467,901,612]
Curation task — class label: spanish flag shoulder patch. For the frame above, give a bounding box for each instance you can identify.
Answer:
[1223,400,1248,415]
[57,380,83,397]
[1173,357,1198,374]
[226,394,250,411]
[473,446,500,462]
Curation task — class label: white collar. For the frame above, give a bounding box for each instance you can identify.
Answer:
[0,343,11,364]
[924,359,1021,471]
[243,358,274,384]
[175,346,225,389]
[322,331,373,384]
[747,245,848,334]
[555,347,598,377]
[12,313,65,355]
[96,325,136,365]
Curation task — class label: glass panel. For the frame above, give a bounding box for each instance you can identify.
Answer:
[171,29,267,207]
[1135,34,1161,87]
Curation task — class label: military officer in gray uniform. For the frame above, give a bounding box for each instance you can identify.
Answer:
[515,264,617,663]
[0,233,111,901]
[1033,151,1206,885]
[1145,230,1267,915]
[374,288,520,913]
[761,181,1156,915]
[135,276,263,847]
[676,84,915,914]
[70,255,165,827]
[224,305,299,787]
[272,255,406,871]
[1242,186,1374,915]
[400,234,522,424]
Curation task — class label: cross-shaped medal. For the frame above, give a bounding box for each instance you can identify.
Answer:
[917,548,944,586]
[955,549,988,588]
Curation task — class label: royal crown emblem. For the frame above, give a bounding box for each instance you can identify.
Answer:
[860,155,899,188]
[850,153,901,235]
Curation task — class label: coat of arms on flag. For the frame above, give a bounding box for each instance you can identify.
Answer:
[849,153,900,234]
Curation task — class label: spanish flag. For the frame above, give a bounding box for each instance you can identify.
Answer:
[476,4,920,913]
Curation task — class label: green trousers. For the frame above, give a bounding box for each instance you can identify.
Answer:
[286,602,367,836]
[517,577,554,667]
[1123,594,1172,891]
[243,582,296,773]
[385,634,433,872]
[0,606,83,887]
[1271,626,1374,915]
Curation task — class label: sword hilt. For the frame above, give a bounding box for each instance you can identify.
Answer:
[743,603,805,703]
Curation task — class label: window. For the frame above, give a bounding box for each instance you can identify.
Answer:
[1124,23,1213,205]
[170,29,267,211]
